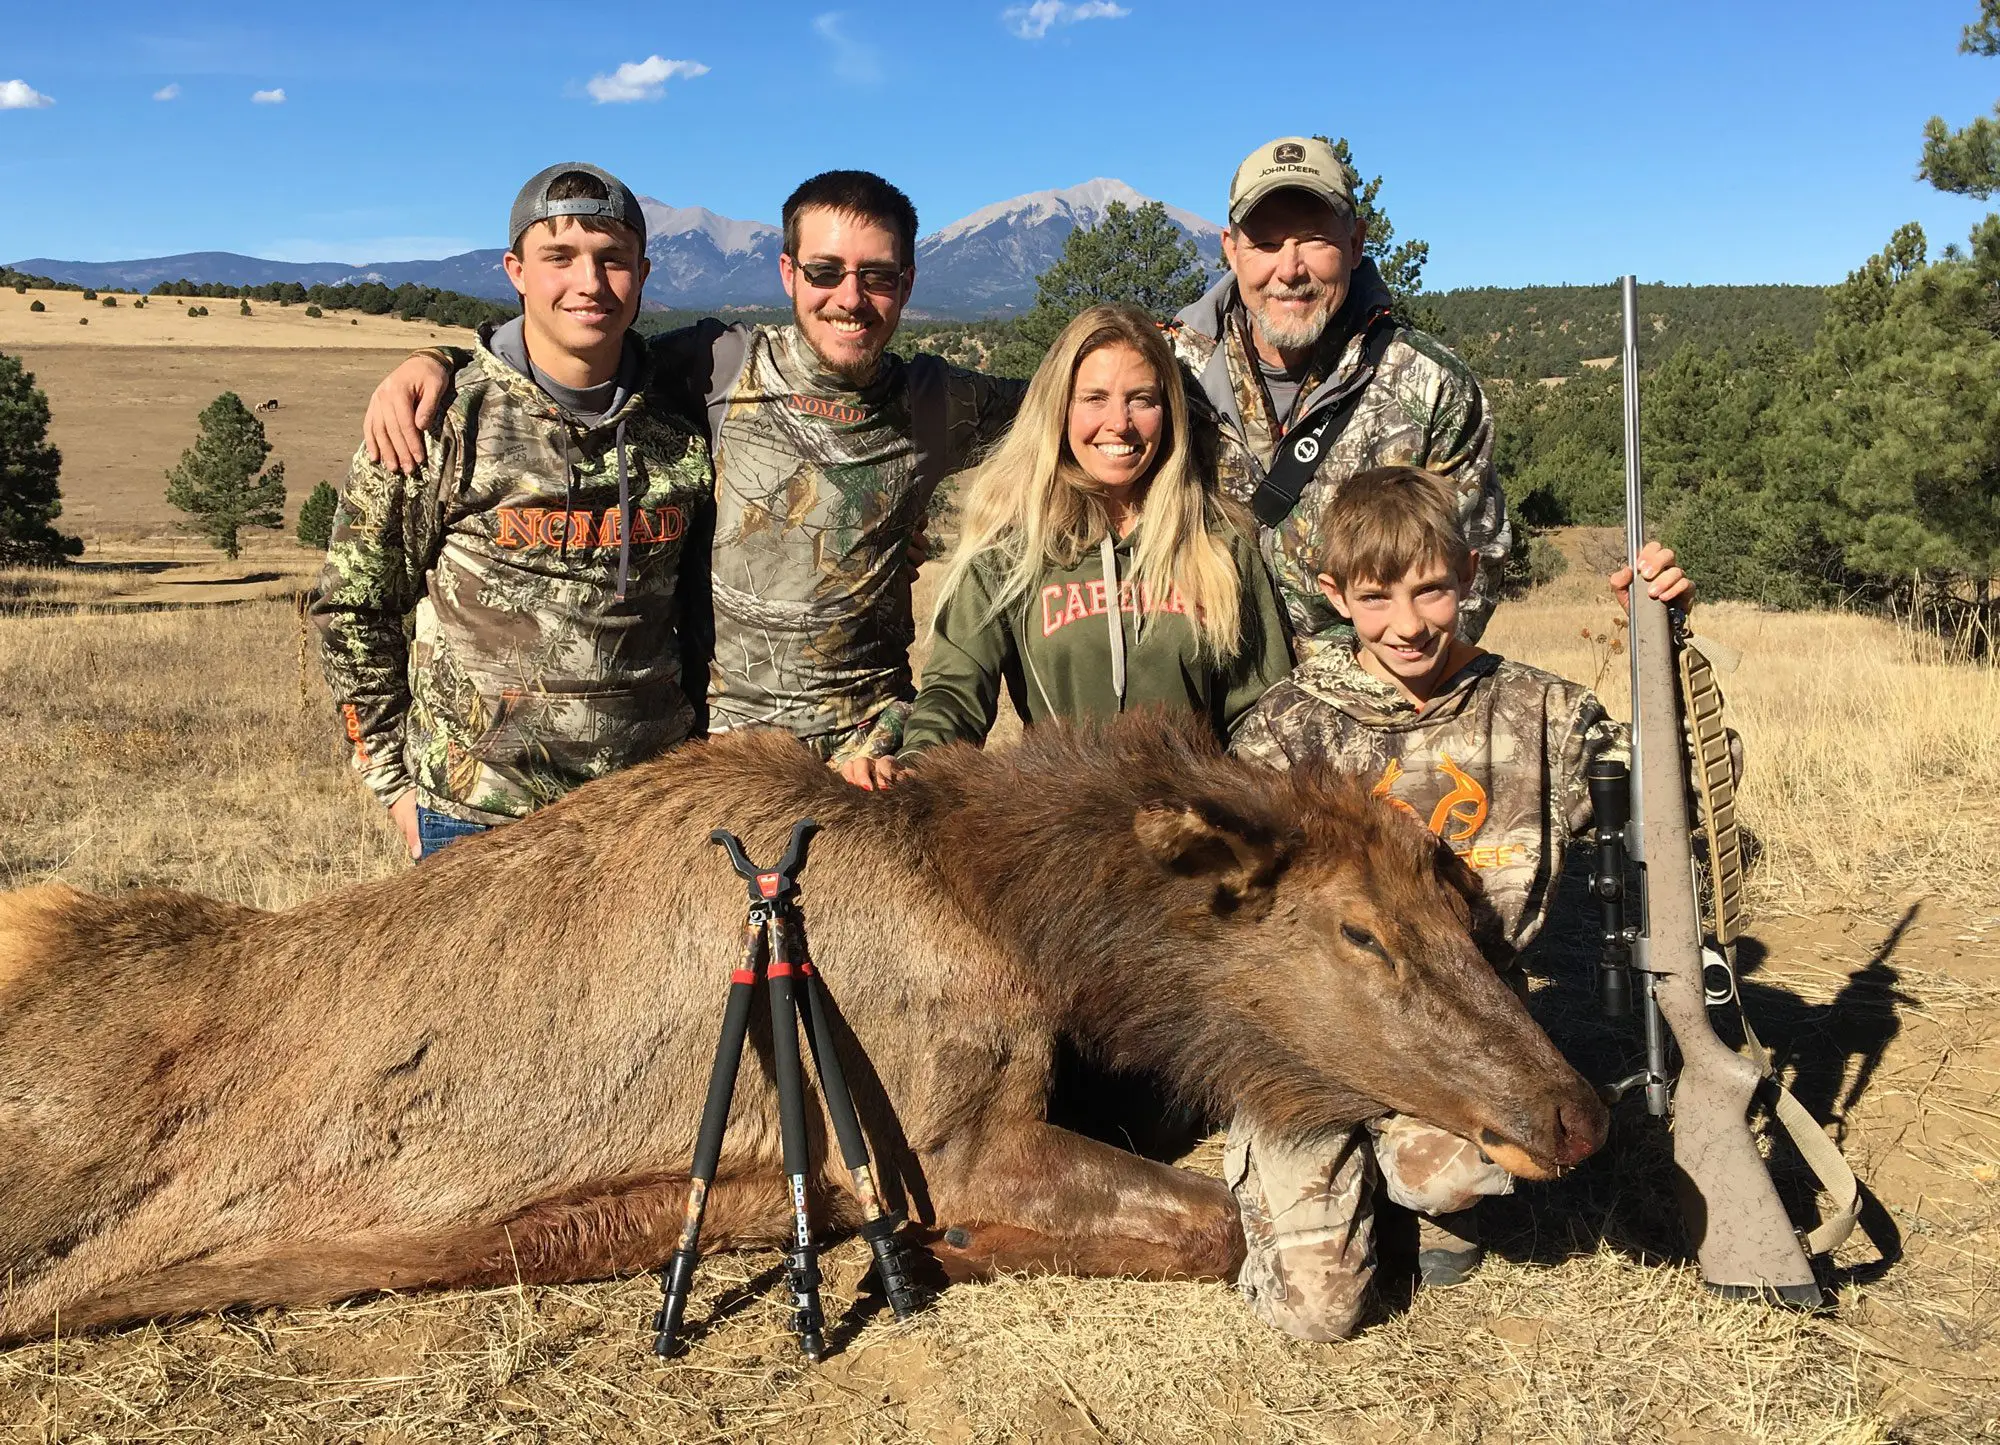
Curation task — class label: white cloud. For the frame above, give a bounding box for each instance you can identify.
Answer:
[250,87,286,104]
[0,80,55,110]
[153,83,181,101]
[813,13,882,85]
[585,55,709,103]
[1003,0,1130,40]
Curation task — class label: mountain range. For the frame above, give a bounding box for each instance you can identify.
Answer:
[9,179,1223,319]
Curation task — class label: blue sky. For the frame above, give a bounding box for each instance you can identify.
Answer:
[3,0,1997,290]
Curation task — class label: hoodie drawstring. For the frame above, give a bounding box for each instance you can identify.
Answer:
[613,416,632,601]
[558,428,577,564]
[1099,531,1127,709]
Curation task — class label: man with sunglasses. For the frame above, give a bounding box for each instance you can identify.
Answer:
[365,170,1022,768]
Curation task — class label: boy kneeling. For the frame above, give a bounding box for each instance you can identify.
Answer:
[1227,464,1691,1340]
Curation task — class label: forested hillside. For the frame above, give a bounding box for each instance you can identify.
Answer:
[1425,283,1826,378]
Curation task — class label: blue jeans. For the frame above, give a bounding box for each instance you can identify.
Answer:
[417,805,489,859]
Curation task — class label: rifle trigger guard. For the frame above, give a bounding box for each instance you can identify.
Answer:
[1701,945,1737,1008]
[1599,1069,1668,1107]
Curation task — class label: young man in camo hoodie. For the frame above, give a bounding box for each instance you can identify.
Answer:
[312,163,713,859]
[361,171,1024,771]
[1225,465,1692,1340]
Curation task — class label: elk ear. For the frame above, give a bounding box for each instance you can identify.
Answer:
[1435,838,1517,972]
[1133,802,1284,914]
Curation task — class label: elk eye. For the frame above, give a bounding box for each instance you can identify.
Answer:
[1340,923,1383,955]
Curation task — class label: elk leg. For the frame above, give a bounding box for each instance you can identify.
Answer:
[3,1172,811,1341]
[921,1121,1243,1282]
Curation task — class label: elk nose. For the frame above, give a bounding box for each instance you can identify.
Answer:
[1554,1092,1609,1168]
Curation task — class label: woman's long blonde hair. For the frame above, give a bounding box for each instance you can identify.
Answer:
[933,303,1245,657]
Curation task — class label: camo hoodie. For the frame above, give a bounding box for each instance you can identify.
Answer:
[653,321,1025,756]
[1230,645,1626,950]
[312,336,713,822]
[412,320,1024,760]
[1167,262,1508,650]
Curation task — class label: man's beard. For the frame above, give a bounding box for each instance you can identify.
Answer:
[793,295,888,385]
[1249,282,1336,353]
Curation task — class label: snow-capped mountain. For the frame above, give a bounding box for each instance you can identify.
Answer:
[8,180,1223,318]
[916,178,1222,314]
[637,201,787,307]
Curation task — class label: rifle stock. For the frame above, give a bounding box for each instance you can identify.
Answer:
[1614,276,1822,1304]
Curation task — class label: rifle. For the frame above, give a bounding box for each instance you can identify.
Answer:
[1587,276,1858,1305]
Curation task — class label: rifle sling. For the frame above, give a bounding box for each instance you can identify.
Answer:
[1249,316,1399,530]
[1733,999,1863,1256]
[1681,644,1860,1256]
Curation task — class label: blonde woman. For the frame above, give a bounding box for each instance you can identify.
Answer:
[841,304,1293,789]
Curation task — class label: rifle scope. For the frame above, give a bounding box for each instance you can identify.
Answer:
[1587,756,1633,1018]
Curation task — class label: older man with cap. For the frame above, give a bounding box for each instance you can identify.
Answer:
[1167,136,1507,651]
[312,162,715,859]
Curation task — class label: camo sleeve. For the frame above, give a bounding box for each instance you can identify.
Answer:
[310,436,452,807]
[1413,346,1506,643]
[946,367,1028,472]
[1228,686,1301,771]
[927,366,1028,554]
[1553,684,1629,841]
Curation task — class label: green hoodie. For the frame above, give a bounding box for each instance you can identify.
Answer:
[900,519,1294,754]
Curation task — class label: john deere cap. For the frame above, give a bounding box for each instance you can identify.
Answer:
[1227,136,1356,226]
[509,162,646,252]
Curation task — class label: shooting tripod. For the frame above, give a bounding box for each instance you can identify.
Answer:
[653,819,925,1362]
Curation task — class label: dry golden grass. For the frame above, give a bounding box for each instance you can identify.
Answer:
[0,595,395,903]
[0,286,459,350]
[7,345,426,541]
[0,582,1995,1443]
[1483,598,2000,910]
[0,546,318,615]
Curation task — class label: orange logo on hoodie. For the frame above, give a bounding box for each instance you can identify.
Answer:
[1372,753,1489,843]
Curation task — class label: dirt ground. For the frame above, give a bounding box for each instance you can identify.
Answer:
[3,287,467,541]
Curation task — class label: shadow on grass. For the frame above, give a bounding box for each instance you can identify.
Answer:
[1491,873,1914,1289]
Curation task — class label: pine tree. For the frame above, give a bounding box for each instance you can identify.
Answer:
[165,392,286,559]
[1921,0,2000,197]
[1768,223,2000,621]
[296,479,338,550]
[1311,136,1430,316]
[997,200,1210,375]
[0,351,82,564]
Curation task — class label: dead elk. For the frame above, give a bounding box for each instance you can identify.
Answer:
[0,714,1607,1341]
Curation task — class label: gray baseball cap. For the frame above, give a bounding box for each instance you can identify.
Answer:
[509,162,646,252]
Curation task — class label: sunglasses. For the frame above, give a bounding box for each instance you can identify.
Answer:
[793,259,909,296]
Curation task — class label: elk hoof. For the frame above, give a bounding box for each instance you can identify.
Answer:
[943,1227,971,1248]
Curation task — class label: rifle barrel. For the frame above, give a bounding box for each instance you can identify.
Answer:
[1620,275,1646,565]
[1618,274,1819,1301]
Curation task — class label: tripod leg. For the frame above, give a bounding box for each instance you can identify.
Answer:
[653,915,766,1358]
[767,924,827,1362]
[791,918,925,1321]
